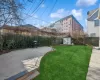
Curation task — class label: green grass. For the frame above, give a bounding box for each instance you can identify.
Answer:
[34,45,92,80]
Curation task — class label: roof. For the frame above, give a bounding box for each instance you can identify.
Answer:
[87,8,98,17]
[56,15,72,23]
[54,15,83,29]
[0,25,38,32]
[20,24,39,30]
[0,25,15,30]
[87,8,100,21]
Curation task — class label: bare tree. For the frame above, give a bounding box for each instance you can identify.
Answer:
[0,0,23,26]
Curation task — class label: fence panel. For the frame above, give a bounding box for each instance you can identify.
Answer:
[85,37,99,46]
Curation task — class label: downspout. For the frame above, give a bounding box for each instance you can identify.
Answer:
[98,5,100,47]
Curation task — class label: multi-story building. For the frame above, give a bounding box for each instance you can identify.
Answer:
[0,25,36,36]
[50,15,84,38]
[87,8,100,47]
[41,27,56,33]
[0,25,66,38]
[87,8,100,37]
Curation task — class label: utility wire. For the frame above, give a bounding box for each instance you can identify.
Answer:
[24,0,45,19]
[47,0,58,16]
[22,0,59,26]
[23,12,50,24]
[27,0,34,3]
[40,4,49,18]
[33,0,46,15]
[26,0,36,15]
[23,0,72,26]
[31,0,45,15]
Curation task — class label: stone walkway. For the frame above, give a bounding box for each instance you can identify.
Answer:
[86,49,100,80]
[0,47,52,80]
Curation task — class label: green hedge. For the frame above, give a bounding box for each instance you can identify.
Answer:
[0,34,62,51]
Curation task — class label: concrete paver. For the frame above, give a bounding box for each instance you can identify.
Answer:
[86,49,100,80]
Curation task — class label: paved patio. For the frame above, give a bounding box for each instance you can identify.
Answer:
[86,49,100,80]
[0,47,52,80]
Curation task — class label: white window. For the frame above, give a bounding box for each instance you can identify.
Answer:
[90,33,96,37]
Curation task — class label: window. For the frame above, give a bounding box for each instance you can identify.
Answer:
[90,33,96,37]
[69,20,71,25]
[94,20,100,26]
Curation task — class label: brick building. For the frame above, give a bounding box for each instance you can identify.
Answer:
[50,15,84,38]
[41,27,56,33]
[0,25,66,38]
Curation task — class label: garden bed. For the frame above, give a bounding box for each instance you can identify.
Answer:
[0,50,11,55]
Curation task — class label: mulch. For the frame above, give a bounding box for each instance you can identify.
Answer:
[0,48,28,55]
[0,50,11,55]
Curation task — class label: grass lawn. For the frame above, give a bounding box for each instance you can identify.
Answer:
[34,45,92,80]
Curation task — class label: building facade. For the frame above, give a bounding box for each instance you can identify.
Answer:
[0,25,37,36]
[0,25,67,38]
[87,8,100,47]
[87,8,100,37]
[50,15,84,38]
[41,27,56,33]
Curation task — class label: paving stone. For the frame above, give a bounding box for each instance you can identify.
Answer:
[86,49,100,80]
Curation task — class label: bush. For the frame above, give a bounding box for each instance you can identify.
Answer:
[0,34,62,51]
[0,35,4,51]
[72,38,84,45]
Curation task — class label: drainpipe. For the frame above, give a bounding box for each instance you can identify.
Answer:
[99,5,100,47]
[99,19,100,48]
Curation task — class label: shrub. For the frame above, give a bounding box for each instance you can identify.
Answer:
[0,34,62,51]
